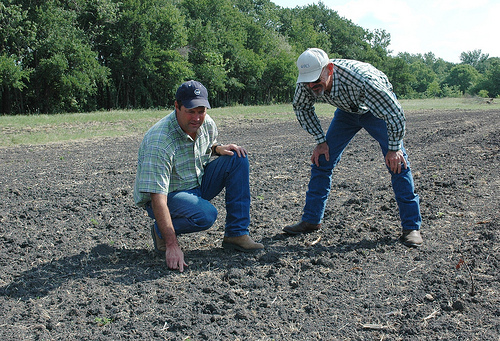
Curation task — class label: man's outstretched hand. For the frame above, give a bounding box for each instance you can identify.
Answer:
[165,243,188,272]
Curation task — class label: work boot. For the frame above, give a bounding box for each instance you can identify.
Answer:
[151,224,166,253]
[401,229,423,247]
[222,235,264,252]
[283,221,321,235]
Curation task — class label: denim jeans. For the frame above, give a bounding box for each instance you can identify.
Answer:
[302,108,422,231]
[146,153,250,238]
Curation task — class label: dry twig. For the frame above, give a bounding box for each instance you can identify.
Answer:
[422,309,439,321]
[362,323,389,330]
[456,258,476,296]
[305,236,321,247]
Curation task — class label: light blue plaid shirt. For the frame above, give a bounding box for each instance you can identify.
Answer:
[134,110,218,207]
[293,59,406,151]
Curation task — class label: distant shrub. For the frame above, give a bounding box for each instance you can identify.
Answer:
[478,90,489,98]
[441,85,462,98]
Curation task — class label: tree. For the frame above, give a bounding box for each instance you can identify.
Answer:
[382,56,414,98]
[277,7,331,54]
[408,61,437,94]
[443,64,480,94]
[0,54,31,114]
[259,34,296,103]
[363,28,391,68]
[0,1,35,114]
[473,58,500,98]
[5,0,478,114]
[460,49,489,72]
[425,80,441,98]
[107,0,192,109]
[39,3,109,113]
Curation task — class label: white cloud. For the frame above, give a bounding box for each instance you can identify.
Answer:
[272,0,500,62]
[334,0,412,25]
[334,0,424,56]
[431,0,490,11]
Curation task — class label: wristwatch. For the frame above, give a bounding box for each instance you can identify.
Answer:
[212,143,222,156]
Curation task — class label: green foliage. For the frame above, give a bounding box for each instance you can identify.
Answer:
[278,6,331,53]
[381,56,414,97]
[95,316,113,326]
[0,54,30,90]
[478,90,489,98]
[0,0,498,114]
[441,84,462,98]
[460,49,489,72]
[443,64,480,94]
[409,61,437,93]
[472,59,500,98]
[425,81,441,98]
[4,1,110,113]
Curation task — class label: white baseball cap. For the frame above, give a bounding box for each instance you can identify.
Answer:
[296,48,330,83]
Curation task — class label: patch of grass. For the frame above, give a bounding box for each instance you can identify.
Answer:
[209,103,335,121]
[95,317,113,326]
[399,97,500,111]
[1,98,498,147]
[0,109,164,147]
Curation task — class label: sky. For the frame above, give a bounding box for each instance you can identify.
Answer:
[271,0,500,63]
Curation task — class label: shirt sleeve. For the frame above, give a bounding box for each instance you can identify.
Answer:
[363,80,406,151]
[293,83,326,144]
[135,142,173,201]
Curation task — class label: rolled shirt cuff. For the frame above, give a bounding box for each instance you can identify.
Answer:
[389,140,402,151]
[315,135,327,145]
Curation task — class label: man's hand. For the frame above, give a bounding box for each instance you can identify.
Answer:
[165,242,187,272]
[311,142,329,166]
[150,193,188,272]
[385,150,407,174]
[218,144,247,157]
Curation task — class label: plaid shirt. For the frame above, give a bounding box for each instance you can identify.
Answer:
[293,59,406,151]
[134,111,218,207]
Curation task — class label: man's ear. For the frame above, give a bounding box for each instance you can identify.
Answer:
[327,62,334,75]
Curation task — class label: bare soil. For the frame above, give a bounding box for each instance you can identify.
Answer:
[0,109,499,340]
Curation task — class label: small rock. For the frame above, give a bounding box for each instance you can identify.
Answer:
[452,300,465,311]
[425,294,434,301]
[235,309,249,320]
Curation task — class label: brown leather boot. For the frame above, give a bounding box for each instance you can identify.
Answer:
[401,229,423,247]
[222,235,264,252]
[151,225,166,253]
[283,221,321,235]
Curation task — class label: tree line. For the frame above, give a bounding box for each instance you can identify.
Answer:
[1,0,499,115]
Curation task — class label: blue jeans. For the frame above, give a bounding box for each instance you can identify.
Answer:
[146,153,250,238]
[302,108,422,231]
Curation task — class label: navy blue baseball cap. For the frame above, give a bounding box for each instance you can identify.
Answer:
[175,80,211,109]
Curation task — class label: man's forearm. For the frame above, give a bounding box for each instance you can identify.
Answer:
[294,110,326,144]
[150,193,178,247]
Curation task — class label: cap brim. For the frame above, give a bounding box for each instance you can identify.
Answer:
[183,99,211,109]
[296,68,322,83]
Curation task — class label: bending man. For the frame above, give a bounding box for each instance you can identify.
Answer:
[283,48,423,247]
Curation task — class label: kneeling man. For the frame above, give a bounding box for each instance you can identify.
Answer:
[134,80,263,272]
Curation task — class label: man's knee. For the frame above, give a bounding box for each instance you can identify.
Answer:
[231,153,249,168]
[192,205,218,230]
